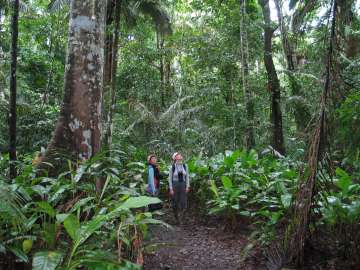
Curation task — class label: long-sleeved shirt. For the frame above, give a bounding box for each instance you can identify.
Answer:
[148,166,156,195]
[168,163,190,190]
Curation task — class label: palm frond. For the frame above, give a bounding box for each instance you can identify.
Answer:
[171,106,202,126]
[137,0,172,35]
[159,95,193,121]
[0,0,30,12]
[47,0,70,12]
[18,0,28,12]
[122,101,155,135]
[123,97,200,137]
[290,0,319,33]
[0,180,26,223]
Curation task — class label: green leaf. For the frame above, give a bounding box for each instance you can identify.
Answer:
[198,166,209,176]
[280,194,292,208]
[0,243,5,254]
[67,215,109,264]
[126,162,145,168]
[138,218,171,228]
[270,211,282,224]
[74,164,88,183]
[221,176,233,189]
[224,150,240,168]
[70,197,95,213]
[56,213,69,223]
[239,210,251,216]
[99,176,111,203]
[64,214,80,241]
[209,180,218,197]
[76,215,107,246]
[22,239,33,254]
[32,251,63,270]
[335,168,352,194]
[9,247,28,262]
[119,196,161,210]
[36,201,56,218]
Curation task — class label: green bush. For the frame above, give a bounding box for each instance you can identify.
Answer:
[189,149,299,238]
[0,151,167,269]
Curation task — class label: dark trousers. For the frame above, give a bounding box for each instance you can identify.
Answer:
[172,181,187,218]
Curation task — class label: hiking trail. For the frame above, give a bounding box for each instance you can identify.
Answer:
[143,200,266,270]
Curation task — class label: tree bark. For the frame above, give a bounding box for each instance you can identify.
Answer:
[275,0,310,133]
[9,0,20,179]
[157,31,166,108]
[39,0,106,174]
[240,0,255,149]
[259,0,286,155]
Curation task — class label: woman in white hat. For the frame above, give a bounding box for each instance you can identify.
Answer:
[168,152,190,224]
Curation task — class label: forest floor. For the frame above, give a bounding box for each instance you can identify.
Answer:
[143,199,266,270]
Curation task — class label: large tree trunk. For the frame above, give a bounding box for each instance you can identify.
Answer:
[240,0,255,149]
[9,0,19,179]
[39,0,106,175]
[259,0,285,155]
[275,0,310,133]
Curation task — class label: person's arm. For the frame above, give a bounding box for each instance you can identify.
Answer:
[185,165,190,189]
[168,166,173,191]
[148,167,155,195]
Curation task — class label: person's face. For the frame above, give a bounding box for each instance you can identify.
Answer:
[150,156,157,164]
[175,154,183,161]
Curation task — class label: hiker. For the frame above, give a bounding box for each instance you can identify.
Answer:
[169,152,190,224]
[147,154,162,211]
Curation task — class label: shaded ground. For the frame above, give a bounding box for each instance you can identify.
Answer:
[143,200,266,270]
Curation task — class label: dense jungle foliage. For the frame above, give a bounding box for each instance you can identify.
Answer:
[0,0,360,269]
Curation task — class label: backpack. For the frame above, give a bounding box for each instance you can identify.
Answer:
[171,163,187,182]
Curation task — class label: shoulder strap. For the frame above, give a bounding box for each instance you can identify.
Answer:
[183,164,187,171]
[171,164,175,182]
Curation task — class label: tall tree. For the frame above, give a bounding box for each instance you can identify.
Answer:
[39,0,106,176]
[9,0,19,179]
[259,0,285,155]
[240,0,255,149]
[102,0,172,148]
[103,0,122,149]
[274,0,310,133]
[286,0,338,265]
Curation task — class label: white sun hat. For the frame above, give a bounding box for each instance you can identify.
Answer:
[172,152,179,161]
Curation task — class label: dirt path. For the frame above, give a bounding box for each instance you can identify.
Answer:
[143,202,266,270]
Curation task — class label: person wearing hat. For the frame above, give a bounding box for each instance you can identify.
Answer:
[146,154,163,211]
[168,152,190,224]
[147,154,161,196]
